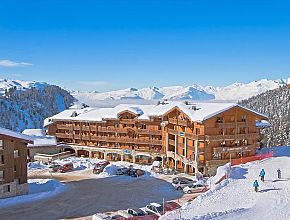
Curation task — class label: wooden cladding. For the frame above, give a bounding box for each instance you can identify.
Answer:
[204,133,260,141]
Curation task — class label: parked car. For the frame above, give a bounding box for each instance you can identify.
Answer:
[172,177,196,190]
[49,164,62,173]
[58,162,74,173]
[127,208,147,216]
[92,213,112,220]
[93,161,110,174]
[130,169,145,177]
[144,203,163,217]
[116,167,129,175]
[183,182,207,194]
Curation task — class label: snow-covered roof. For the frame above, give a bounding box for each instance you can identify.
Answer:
[21,129,57,147]
[0,127,34,142]
[45,101,268,124]
[22,129,46,137]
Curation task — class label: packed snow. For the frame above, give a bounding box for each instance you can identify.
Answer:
[161,146,290,220]
[0,179,67,208]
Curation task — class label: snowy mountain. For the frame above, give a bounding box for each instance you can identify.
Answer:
[0,79,48,95]
[73,78,287,104]
[0,80,75,132]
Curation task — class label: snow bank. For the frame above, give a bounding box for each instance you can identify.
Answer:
[208,162,231,185]
[28,161,48,170]
[0,179,67,208]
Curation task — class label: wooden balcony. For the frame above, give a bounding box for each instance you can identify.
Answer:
[74,134,81,139]
[136,129,162,135]
[82,135,90,141]
[167,129,178,135]
[205,133,260,141]
[120,119,136,124]
[56,133,73,139]
[168,118,191,126]
[90,126,97,131]
[213,145,255,154]
[216,122,247,128]
[206,159,230,166]
[57,124,73,130]
[82,126,90,131]
[74,126,81,130]
[184,132,199,140]
[98,127,127,133]
[136,138,162,145]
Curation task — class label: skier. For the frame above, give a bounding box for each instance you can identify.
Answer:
[253,180,259,192]
[277,168,281,179]
[259,169,265,182]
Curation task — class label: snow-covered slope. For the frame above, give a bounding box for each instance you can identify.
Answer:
[73,78,287,103]
[161,146,290,220]
[0,79,48,94]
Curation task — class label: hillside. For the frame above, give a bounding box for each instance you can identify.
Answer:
[73,78,287,104]
[161,146,290,220]
[240,85,290,146]
[0,84,75,131]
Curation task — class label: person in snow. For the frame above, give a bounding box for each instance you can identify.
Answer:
[277,168,281,179]
[259,169,265,182]
[253,180,259,192]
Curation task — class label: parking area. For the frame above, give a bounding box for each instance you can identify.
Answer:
[0,166,186,220]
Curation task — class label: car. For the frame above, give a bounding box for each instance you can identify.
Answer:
[183,182,207,194]
[172,177,196,190]
[144,203,163,217]
[126,208,147,216]
[116,167,129,175]
[49,164,62,173]
[58,162,74,173]
[92,213,112,220]
[93,161,110,174]
[130,169,145,177]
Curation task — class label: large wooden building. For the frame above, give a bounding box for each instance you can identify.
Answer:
[0,128,33,198]
[45,101,269,175]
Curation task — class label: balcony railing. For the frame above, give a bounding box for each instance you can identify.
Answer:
[168,118,191,126]
[136,129,162,135]
[120,119,136,124]
[212,145,255,154]
[216,122,247,128]
[57,124,73,130]
[56,133,73,139]
[204,133,260,141]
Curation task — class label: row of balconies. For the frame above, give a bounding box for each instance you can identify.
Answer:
[204,133,260,141]
[57,133,163,145]
[215,122,249,129]
[97,127,162,135]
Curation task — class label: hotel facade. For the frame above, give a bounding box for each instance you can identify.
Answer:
[45,102,269,175]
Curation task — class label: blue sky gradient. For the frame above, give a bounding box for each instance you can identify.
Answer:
[0,0,290,91]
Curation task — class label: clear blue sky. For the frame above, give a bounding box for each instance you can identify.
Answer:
[0,0,290,91]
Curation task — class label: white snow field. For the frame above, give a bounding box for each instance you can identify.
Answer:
[0,179,67,208]
[161,146,290,220]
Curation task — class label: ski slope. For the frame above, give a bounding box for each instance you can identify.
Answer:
[161,146,290,220]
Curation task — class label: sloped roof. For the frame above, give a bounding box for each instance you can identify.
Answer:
[44,101,268,124]
[0,127,34,143]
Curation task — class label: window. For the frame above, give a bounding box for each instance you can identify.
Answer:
[196,128,200,135]
[0,170,3,180]
[14,150,19,158]
[241,115,246,122]
[3,184,10,193]
[0,140,3,149]
[0,155,4,164]
[14,165,17,172]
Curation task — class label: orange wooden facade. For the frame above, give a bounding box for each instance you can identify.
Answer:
[48,105,267,175]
